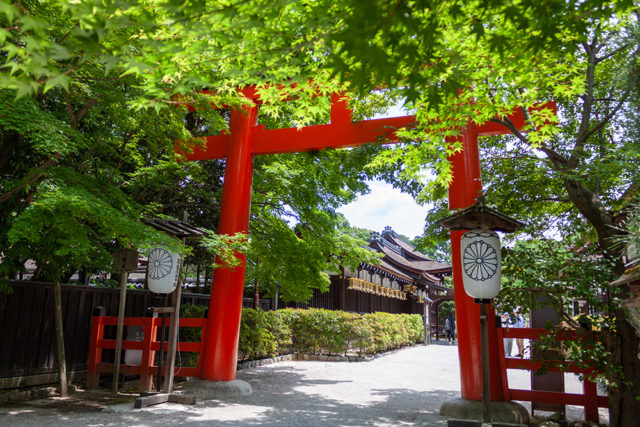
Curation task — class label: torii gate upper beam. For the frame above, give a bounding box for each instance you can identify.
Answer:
[180,93,532,161]
[178,88,551,402]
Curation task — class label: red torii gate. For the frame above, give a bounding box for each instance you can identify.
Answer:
[178,87,532,402]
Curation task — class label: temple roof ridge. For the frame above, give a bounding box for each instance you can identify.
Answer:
[366,227,452,284]
[381,226,436,262]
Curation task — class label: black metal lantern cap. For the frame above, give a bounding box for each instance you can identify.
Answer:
[436,196,524,234]
[142,217,205,238]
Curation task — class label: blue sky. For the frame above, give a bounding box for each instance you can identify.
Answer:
[337,180,428,240]
[336,100,429,240]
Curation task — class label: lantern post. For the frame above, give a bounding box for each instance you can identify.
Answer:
[111,248,139,393]
[437,197,526,425]
[133,217,204,408]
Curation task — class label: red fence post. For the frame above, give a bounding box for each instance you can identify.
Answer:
[583,377,599,423]
[496,325,511,400]
[86,314,105,389]
[196,318,207,373]
[500,327,606,423]
[139,316,158,391]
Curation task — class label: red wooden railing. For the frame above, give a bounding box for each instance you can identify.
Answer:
[86,316,206,391]
[497,327,607,424]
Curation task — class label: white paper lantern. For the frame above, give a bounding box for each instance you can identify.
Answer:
[147,247,181,294]
[460,229,501,299]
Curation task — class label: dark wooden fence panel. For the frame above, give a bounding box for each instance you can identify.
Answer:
[0,281,210,381]
[1,277,424,384]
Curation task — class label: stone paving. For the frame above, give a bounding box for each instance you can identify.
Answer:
[0,342,607,426]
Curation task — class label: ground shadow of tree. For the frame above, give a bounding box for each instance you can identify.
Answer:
[0,365,460,426]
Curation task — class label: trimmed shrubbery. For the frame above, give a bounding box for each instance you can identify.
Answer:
[239,308,424,360]
[239,308,292,360]
[180,305,424,362]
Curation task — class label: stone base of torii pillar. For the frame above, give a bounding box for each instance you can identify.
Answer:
[441,398,529,426]
[184,378,253,399]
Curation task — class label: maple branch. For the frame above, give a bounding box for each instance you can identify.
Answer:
[0,153,62,204]
[489,116,568,169]
[65,94,103,129]
[575,97,626,147]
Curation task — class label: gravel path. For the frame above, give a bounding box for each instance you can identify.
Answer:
[0,343,459,426]
[0,342,607,426]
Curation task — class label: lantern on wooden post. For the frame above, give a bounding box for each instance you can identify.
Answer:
[147,247,181,294]
[460,230,502,300]
[133,217,204,407]
[437,196,523,423]
[437,196,524,299]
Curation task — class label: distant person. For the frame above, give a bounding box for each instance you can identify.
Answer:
[513,309,526,357]
[445,314,456,344]
[501,312,514,356]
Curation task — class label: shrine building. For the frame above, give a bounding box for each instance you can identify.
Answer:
[283,227,453,337]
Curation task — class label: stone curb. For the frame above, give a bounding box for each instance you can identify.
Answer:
[0,384,79,404]
[236,354,295,370]
[236,345,417,370]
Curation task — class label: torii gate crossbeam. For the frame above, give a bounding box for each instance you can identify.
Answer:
[178,90,543,402]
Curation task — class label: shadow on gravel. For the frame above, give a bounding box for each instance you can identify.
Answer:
[180,367,459,426]
[1,362,461,426]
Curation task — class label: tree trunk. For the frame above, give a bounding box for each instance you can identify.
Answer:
[606,307,640,426]
[558,176,639,424]
[204,266,212,293]
[562,177,620,257]
[52,280,68,397]
[253,277,259,309]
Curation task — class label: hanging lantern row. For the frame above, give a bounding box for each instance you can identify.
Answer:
[403,284,418,293]
[348,278,407,300]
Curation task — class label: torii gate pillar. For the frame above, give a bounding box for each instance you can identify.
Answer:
[448,128,503,401]
[199,106,259,381]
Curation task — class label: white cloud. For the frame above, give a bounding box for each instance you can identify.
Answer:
[338,100,427,239]
[337,180,427,239]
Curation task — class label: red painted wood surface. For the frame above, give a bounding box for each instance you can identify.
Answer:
[497,327,607,424]
[178,98,555,161]
[200,106,259,382]
[86,316,206,391]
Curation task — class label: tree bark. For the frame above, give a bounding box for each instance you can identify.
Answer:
[607,307,640,426]
[52,281,68,397]
[560,176,627,275]
[253,277,259,309]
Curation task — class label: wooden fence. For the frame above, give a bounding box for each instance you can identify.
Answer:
[86,315,205,391]
[0,281,209,388]
[1,278,424,389]
[498,327,608,424]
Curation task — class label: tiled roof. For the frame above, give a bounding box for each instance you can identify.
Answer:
[384,232,434,262]
[372,241,452,276]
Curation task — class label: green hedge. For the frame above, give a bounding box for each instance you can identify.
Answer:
[240,308,424,360]
[179,305,424,362]
[239,308,292,360]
